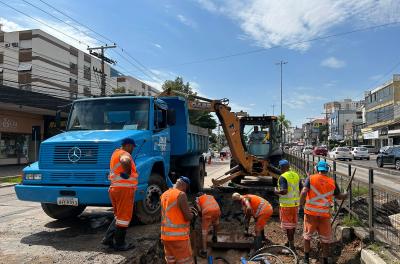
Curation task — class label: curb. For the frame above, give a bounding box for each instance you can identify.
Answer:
[361,249,387,264]
[0,183,17,188]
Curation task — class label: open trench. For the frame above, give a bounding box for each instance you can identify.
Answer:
[127,183,361,264]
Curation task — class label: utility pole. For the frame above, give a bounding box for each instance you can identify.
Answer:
[87,44,117,96]
[271,104,275,116]
[306,117,314,146]
[276,61,288,145]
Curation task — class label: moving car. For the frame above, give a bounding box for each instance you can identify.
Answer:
[303,146,313,155]
[351,147,370,160]
[313,146,328,156]
[376,146,400,169]
[359,145,378,154]
[329,147,352,161]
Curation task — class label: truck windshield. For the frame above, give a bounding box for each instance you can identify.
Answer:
[67,98,149,131]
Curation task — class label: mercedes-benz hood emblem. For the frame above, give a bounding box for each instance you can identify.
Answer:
[68,147,82,163]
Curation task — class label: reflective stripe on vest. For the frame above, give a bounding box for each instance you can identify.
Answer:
[304,205,330,213]
[306,185,334,207]
[304,174,335,217]
[278,171,301,207]
[254,200,267,217]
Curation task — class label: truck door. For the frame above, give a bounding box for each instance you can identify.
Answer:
[152,103,170,164]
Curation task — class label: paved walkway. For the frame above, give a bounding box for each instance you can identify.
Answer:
[0,165,25,178]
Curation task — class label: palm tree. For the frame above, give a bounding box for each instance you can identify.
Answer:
[277,114,291,144]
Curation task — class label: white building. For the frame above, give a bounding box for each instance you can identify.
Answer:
[324,99,364,115]
[116,75,159,96]
[0,28,117,99]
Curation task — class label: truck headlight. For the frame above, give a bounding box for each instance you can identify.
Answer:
[25,174,42,180]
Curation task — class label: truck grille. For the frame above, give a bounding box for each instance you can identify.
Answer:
[50,172,98,182]
[53,145,99,164]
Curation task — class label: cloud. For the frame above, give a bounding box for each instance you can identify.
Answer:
[177,14,197,28]
[284,92,325,109]
[321,57,346,68]
[152,43,162,49]
[196,0,400,51]
[0,16,100,52]
[229,102,252,112]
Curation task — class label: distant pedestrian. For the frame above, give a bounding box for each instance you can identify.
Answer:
[101,138,138,251]
[232,193,273,251]
[161,176,198,264]
[274,159,301,252]
[195,192,221,258]
[300,161,348,264]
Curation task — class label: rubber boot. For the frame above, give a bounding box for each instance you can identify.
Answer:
[253,235,263,251]
[303,253,310,264]
[101,218,116,247]
[113,227,135,251]
[261,229,267,241]
[322,257,329,264]
[288,241,296,254]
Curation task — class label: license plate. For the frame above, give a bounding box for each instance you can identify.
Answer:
[57,197,78,206]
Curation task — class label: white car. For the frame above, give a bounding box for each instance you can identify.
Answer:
[303,146,313,155]
[329,147,352,161]
[351,147,370,160]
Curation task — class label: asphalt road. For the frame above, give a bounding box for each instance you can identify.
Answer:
[295,152,400,193]
[0,162,230,264]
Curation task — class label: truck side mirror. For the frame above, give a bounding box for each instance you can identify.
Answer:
[167,109,176,126]
[55,110,61,129]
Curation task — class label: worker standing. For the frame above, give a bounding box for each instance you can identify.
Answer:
[274,159,301,251]
[300,161,347,264]
[232,193,273,250]
[161,176,198,264]
[195,192,221,258]
[101,138,138,251]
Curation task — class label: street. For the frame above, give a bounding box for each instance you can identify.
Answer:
[0,162,229,264]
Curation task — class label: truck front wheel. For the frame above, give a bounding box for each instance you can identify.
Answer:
[188,164,205,193]
[41,203,86,220]
[135,172,167,224]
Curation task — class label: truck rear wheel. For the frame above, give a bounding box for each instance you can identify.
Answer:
[135,172,167,224]
[41,203,86,220]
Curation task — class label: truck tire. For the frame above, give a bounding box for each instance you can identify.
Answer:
[188,165,205,193]
[41,203,86,220]
[135,172,167,224]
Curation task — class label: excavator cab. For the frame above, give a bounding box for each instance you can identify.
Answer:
[240,116,281,160]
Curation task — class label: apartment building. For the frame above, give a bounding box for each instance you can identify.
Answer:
[329,110,363,141]
[116,75,159,95]
[324,99,364,115]
[362,74,400,147]
[303,118,328,145]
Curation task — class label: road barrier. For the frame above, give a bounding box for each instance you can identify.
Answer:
[285,151,400,246]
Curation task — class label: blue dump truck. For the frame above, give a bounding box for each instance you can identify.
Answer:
[15,95,208,223]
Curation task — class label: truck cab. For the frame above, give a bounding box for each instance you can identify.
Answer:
[15,96,208,223]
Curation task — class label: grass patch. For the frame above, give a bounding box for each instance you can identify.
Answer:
[0,176,22,184]
[352,186,369,197]
[341,214,362,227]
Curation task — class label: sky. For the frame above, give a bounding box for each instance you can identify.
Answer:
[1,0,400,126]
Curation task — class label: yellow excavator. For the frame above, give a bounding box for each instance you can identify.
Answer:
[159,89,283,187]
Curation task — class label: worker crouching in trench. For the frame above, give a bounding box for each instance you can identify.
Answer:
[232,193,273,251]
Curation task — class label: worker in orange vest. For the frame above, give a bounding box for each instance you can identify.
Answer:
[161,176,198,264]
[195,192,221,258]
[232,193,273,250]
[300,161,347,264]
[101,138,138,251]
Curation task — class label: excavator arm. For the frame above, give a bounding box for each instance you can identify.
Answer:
[159,89,280,186]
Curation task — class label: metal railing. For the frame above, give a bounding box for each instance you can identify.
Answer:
[285,151,400,246]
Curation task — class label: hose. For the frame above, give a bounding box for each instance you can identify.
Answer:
[249,253,284,264]
[248,244,298,264]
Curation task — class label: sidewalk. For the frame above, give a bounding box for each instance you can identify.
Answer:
[0,165,25,178]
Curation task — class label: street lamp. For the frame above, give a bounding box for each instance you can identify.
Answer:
[276,61,288,144]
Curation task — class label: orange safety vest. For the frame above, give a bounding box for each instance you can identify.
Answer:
[243,194,272,218]
[304,173,335,218]
[109,149,138,188]
[160,188,190,241]
[196,194,220,215]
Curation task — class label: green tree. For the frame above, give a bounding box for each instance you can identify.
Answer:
[162,77,217,130]
[277,114,291,130]
[112,86,126,94]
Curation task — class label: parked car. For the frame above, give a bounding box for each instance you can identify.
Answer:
[313,146,328,156]
[303,146,313,155]
[329,147,352,161]
[351,147,370,160]
[359,145,378,154]
[376,146,400,169]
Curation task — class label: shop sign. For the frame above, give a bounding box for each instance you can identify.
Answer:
[364,130,379,139]
[379,127,388,136]
[0,117,18,130]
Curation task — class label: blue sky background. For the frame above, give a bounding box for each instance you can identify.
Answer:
[1,0,400,126]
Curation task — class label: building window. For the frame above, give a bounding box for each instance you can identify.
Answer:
[83,65,91,80]
[18,72,31,84]
[0,34,4,42]
[83,85,91,96]
[0,133,30,162]
[142,83,145,89]
[19,49,32,62]
[0,52,3,64]
[70,62,78,75]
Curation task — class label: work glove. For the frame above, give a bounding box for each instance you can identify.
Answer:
[190,207,199,217]
[120,172,130,179]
